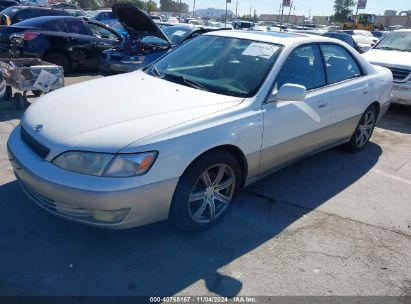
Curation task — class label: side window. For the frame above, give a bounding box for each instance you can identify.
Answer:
[16,9,36,21]
[341,35,355,47]
[51,10,68,16]
[276,44,326,91]
[320,44,362,84]
[87,22,119,40]
[64,20,88,35]
[37,9,52,17]
[44,20,65,31]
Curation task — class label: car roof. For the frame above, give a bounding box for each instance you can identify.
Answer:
[9,5,65,10]
[16,15,83,22]
[203,30,332,46]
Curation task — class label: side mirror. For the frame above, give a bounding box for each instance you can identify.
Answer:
[267,83,307,103]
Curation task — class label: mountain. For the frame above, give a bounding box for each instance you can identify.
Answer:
[195,8,236,18]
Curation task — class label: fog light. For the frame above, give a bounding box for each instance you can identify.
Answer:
[91,208,130,223]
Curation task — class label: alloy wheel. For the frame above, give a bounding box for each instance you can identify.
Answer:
[188,164,236,223]
[355,110,375,148]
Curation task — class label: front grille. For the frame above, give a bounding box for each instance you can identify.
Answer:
[383,66,411,82]
[20,127,50,159]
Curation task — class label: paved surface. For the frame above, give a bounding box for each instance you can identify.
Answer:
[0,75,410,296]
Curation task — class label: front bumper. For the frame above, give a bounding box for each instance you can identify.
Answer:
[391,82,411,105]
[100,53,144,73]
[7,126,179,229]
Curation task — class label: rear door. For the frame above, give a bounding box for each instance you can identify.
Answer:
[62,19,96,68]
[260,44,332,175]
[319,43,371,136]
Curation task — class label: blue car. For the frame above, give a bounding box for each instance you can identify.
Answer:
[91,10,128,37]
[100,3,215,73]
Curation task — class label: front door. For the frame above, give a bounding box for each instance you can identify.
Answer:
[260,44,332,176]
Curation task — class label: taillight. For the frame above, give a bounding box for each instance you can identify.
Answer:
[23,32,39,40]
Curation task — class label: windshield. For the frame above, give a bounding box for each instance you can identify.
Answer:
[162,26,191,44]
[144,35,281,98]
[374,31,411,52]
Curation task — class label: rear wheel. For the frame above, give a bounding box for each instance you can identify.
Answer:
[344,105,378,152]
[44,51,70,74]
[13,93,27,111]
[31,90,42,97]
[0,85,12,101]
[170,151,241,231]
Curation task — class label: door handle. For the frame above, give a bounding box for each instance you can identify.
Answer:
[318,102,329,108]
[363,90,369,95]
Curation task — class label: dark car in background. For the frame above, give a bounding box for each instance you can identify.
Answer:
[322,32,364,53]
[51,3,77,9]
[100,3,215,73]
[0,16,122,72]
[298,30,364,54]
[370,30,388,40]
[0,0,18,11]
[0,6,70,25]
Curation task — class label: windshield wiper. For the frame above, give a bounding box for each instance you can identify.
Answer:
[146,64,163,78]
[376,46,406,51]
[163,73,208,91]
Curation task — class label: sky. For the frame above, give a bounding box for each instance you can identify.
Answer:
[184,0,410,17]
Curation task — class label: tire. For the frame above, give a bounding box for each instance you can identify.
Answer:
[32,90,42,97]
[44,51,70,74]
[344,104,378,152]
[13,92,27,111]
[0,85,12,101]
[169,151,241,232]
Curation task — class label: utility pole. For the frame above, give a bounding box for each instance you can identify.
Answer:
[192,0,195,16]
[249,6,251,19]
[235,0,238,17]
[178,0,181,20]
[287,1,293,23]
[225,0,228,27]
[279,3,284,28]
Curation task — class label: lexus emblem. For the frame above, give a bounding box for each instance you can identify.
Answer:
[33,124,43,132]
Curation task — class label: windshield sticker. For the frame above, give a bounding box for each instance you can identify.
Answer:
[173,30,185,36]
[242,43,279,59]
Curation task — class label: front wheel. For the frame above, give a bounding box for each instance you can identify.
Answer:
[344,105,378,152]
[44,51,70,74]
[170,151,241,231]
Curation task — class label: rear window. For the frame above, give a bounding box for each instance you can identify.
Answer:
[13,17,49,27]
[0,5,21,17]
[64,19,88,35]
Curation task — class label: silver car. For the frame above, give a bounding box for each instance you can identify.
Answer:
[8,31,393,231]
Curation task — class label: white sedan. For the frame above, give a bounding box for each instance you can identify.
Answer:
[7,31,393,231]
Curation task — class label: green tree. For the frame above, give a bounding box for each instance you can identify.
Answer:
[75,0,99,9]
[160,0,188,13]
[333,0,355,22]
[146,0,158,12]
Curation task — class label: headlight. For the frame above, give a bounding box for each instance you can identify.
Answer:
[52,151,157,177]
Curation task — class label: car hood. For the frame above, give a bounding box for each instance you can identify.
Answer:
[21,70,243,156]
[362,49,411,67]
[112,3,170,44]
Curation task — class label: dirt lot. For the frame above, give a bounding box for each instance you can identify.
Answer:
[0,74,410,296]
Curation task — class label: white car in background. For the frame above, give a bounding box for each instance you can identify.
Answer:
[363,29,411,105]
[8,31,392,231]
